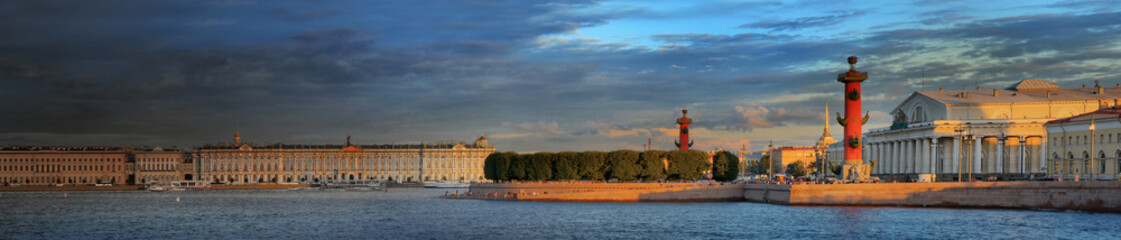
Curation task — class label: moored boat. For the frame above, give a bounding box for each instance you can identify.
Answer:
[423,181,470,188]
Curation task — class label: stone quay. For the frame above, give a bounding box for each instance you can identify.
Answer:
[451,181,1121,213]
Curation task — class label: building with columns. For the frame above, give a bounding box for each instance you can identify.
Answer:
[1044,107,1121,180]
[133,147,192,185]
[865,79,1121,181]
[194,134,494,184]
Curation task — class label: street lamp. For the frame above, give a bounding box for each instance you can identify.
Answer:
[1089,117,1096,180]
[817,144,827,183]
[954,128,966,182]
[968,133,975,182]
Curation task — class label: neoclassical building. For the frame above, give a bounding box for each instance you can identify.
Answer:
[1044,107,1121,180]
[0,146,130,185]
[133,147,192,185]
[865,79,1121,181]
[194,133,494,184]
[770,146,817,173]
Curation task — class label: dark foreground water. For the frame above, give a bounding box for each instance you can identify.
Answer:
[1,188,1118,239]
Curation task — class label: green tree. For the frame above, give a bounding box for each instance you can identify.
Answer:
[786,162,807,177]
[666,150,711,181]
[578,151,607,181]
[605,150,641,181]
[483,153,498,182]
[638,150,667,181]
[749,155,780,176]
[552,152,580,180]
[711,150,740,182]
[529,152,554,181]
[508,154,528,180]
[494,152,515,181]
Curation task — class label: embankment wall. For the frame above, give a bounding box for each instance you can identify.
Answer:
[745,181,1121,213]
[467,182,745,202]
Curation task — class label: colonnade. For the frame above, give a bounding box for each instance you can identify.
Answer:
[866,135,1046,177]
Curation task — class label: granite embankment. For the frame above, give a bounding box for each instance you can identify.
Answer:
[460,182,745,202]
[456,181,1120,213]
[745,181,1121,213]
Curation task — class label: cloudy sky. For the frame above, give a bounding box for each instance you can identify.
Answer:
[2,0,1120,152]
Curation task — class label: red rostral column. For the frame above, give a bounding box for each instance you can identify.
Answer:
[837,56,869,166]
[675,109,693,150]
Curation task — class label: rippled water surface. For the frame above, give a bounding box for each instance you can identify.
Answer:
[1,188,1118,239]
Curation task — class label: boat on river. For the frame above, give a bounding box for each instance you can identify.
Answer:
[147,181,210,192]
[321,180,384,191]
[423,181,470,188]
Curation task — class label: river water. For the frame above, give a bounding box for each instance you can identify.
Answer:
[0,188,1118,239]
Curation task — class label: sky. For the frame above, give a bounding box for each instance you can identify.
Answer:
[2,0,1121,153]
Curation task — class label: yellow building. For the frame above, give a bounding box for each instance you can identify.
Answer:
[1044,107,1121,180]
[194,134,494,184]
[770,146,817,174]
[0,146,130,185]
[133,147,191,185]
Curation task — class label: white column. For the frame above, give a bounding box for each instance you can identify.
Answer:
[930,138,938,174]
[872,143,880,174]
[902,139,909,174]
[952,137,961,174]
[893,141,900,174]
[1018,137,1026,174]
[973,136,983,176]
[909,139,917,174]
[898,140,906,174]
[921,137,930,174]
[886,141,893,174]
[876,142,884,174]
[903,139,911,174]
[883,141,890,174]
[913,139,920,173]
[1040,136,1048,174]
[996,137,1005,174]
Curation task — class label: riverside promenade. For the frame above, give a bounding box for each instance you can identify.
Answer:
[447,181,1121,213]
[445,182,744,202]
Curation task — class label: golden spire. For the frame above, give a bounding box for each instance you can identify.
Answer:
[823,101,830,136]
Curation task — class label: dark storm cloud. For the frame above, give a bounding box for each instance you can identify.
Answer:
[0,0,613,148]
[4,1,1121,152]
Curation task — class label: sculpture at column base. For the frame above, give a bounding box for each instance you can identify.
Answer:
[842,164,874,183]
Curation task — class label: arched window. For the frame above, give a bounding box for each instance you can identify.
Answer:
[913,106,926,123]
[1101,153,1108,174]
[1068,152,1075,174]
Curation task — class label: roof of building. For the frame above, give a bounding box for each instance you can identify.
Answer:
[912,79,1121,105]
[776,146,815,151]
[1006,79,1060,91]
[193,142,488,150]
[1044,106,1121,125]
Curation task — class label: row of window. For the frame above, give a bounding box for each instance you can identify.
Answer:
[1054,133,1121,146]
[1052,159,1120,174]
[202,161,482,172]
[139,163,177,171]
[0,158,123,163]
[0,165,116,172]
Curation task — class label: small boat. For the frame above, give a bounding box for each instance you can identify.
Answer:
[147,181,209,192]
[321,180,384,191]
[423,181,470,188]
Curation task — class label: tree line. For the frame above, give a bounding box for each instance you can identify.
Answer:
[483,149,740,182]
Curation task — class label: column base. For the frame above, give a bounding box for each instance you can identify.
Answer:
[842,163,873,183]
